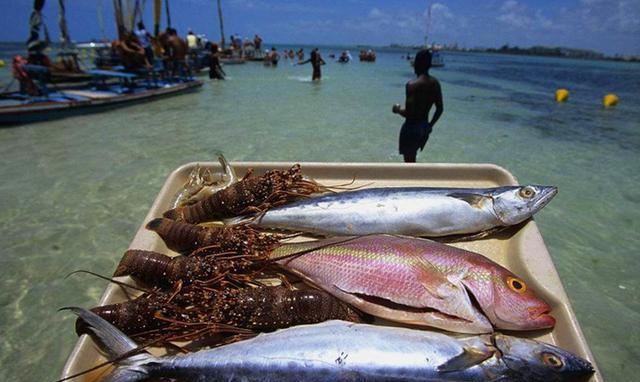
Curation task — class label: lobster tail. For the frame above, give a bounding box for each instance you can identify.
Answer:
[146,218,211,254]
[115,250,181,288]
[88,297,167,336]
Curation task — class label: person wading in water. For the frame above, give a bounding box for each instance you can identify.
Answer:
[298,48,326,81]
[392,49,443,163]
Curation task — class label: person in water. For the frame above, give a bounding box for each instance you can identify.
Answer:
[135,21,154,66]
[254,34,263,52]
[167,28,189,77]
[392,49,443,163]
[208,43,225,80]
[115,31,150,71]
[266,47,280,66]
[299,48,326,81]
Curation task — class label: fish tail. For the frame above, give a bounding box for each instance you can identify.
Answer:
[63,307,157,382]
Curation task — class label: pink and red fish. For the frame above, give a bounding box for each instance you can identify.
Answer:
[270,235,555,334]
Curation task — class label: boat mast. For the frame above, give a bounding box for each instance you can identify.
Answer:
[217,0,226,49]
[113,0,125,39]
[165,0,172,28]
[153,0,161,35]
[425,2,432,48]
[27,0,47,54]
[58,0,71,49]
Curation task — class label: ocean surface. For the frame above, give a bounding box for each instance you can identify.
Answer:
[0,44,638,381]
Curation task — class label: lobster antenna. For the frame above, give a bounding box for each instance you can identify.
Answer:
[65,270,152,294]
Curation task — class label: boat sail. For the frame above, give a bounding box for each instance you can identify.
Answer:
[409,3,444,68]
[424,2,444,67]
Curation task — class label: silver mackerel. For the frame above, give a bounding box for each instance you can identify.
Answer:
[70,308,593,382]
[246,185,558,237]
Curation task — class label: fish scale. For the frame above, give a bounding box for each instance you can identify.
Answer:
[271,235,555,333]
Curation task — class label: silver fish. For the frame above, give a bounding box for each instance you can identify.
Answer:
[240,185,558,237]
[67,308,593,382]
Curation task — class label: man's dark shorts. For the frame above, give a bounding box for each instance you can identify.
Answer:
[399,120,432,155]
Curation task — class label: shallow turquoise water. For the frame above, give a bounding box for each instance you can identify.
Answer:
[0,48,638,381]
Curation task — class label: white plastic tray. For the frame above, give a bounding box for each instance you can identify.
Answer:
[60,162,601,381]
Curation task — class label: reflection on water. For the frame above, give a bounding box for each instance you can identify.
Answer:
[0,48,638,381]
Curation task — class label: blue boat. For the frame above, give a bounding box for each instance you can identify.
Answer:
[0,66,203,125]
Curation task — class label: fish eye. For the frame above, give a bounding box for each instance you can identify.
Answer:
[542,352,564,369]
[518,186,536,199]
[506,277,527,294]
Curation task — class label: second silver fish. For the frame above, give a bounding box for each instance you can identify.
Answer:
[236,185,557,237]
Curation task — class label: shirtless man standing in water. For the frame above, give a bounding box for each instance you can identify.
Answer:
[393,49,443,163]
[298,48,326,81]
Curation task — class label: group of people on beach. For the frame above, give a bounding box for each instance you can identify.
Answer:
[110,23,228,80]
[105,24,444,164]
[110,22,192,78]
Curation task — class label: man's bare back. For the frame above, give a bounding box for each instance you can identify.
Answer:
[392,49,444,163]
[404,75,442,122]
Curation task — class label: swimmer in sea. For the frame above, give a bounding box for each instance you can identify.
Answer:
[298,48,326,81]
[392,49,443,163]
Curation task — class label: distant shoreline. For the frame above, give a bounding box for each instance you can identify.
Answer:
[1,40,637,63]
[386,43,640,63]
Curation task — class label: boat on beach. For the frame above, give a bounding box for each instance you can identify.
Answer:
[220,57,246,65]
[0,69,202,125]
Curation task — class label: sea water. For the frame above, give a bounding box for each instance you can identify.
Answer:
[0,45,638,381]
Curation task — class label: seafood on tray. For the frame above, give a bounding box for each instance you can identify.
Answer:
[85,285,361,344]
[171,155,239,208]
[61,163,595,381]
[69,308,593,382]
[270,234,555,334]
[145,217,282,255]
[163,164,323,223]
[234,185,558,239]
[113,249,271,289]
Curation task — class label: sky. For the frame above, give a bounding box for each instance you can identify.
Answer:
[0,0,639,55]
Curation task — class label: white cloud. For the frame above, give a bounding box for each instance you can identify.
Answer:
[368,8,385,19]
[431,3,454,20]
[574,0,640,33]
[496,0,555,31]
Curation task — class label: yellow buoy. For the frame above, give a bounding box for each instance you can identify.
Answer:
[555,89,569,102]
[0,59,5,68]
[603,94,619,107]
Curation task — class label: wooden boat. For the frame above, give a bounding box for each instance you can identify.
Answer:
[0,69,203,125]
[220,57,246,65]
[59,162,601,382]
[50,71,93,84]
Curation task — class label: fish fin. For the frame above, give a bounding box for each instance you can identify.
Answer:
[270,236,361,261]
[437,346,494,372]
[223,215,251,226]
[446,269,468,286]
[447,192,490,208]
[411,257,457,299]
[435,226,508,243]
[59,307,156,382]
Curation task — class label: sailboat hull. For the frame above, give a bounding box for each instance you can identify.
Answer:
[0,80,203,125]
